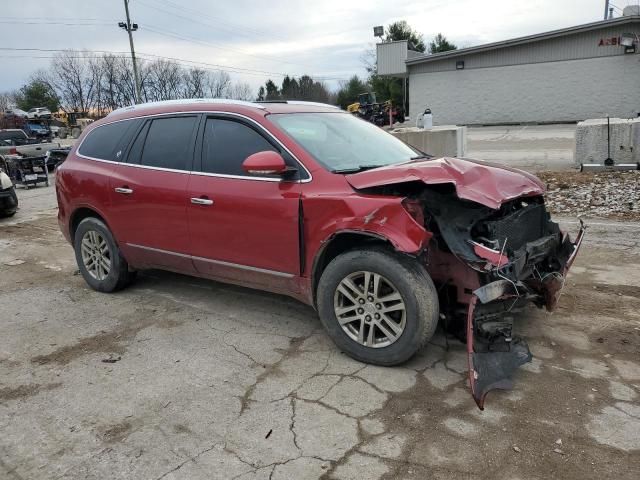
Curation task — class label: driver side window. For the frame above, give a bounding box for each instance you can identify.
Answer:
[201,118,277,176]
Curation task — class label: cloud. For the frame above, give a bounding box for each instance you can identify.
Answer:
[0,0,607,93]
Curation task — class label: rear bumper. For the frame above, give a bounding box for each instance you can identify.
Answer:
[466,221,586,409]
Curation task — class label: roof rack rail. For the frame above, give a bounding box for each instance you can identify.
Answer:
[285,101,340,109]
[107,98,266,117]
[256,100,340,109]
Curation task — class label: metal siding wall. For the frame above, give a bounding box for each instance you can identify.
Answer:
[376,41,409,76]
[409,54,640,124]
[409,25,640,74]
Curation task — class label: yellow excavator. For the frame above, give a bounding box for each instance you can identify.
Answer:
[53,111,94,139]
[347,92,404,126]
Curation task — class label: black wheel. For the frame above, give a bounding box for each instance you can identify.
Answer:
[0,188,18,218]
[317,248,439,366]
[74,217,136,292]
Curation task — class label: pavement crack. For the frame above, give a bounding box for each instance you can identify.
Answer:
[290,397,301,451]
[152,442,220,480]
[238,335,310,415]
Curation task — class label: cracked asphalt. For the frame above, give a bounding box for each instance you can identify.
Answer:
[1,182,639,480]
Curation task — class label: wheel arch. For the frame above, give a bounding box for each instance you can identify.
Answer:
[69,206,111,243]
[311,230,401,307]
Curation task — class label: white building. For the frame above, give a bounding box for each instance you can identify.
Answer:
[376,12,640,125]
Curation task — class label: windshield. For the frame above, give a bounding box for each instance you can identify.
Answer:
[269,112,423,173]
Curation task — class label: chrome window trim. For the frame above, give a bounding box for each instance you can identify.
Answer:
[76,111,313,183]
[127,243,295,278]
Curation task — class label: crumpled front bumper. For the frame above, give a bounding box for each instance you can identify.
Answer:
[466,221,586,409]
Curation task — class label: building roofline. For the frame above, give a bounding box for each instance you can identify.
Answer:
[406,15,640,65]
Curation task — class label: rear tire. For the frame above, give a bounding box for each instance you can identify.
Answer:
[317,248,439,366]
[74,217,136,292]
[71,127,81,139]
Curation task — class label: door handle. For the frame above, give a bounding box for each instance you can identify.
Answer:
[191,197,214,206]
[115,187,133,195]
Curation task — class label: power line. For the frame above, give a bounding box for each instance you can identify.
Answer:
[139,0,291,43]
[0,47,348,80]
[0,21,113,26]
[134,1,321,70]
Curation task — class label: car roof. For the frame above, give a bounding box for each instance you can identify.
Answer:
[104,98,343,123]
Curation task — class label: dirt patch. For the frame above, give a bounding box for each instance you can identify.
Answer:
[537,170,640,220]
[173,424,192,434]
[0,382,62,401]
[100,421,132,444]
[31,310,183,366]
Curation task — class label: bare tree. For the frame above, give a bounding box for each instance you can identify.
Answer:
[49,50,97,112]
[183,68,207,98]
[205,71,231,98]
[231,82,254,101]
[17,49,266,113]
[0,91,17,111]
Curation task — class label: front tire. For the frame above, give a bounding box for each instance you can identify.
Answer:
[74,217,136,292]
[317,248,439,366]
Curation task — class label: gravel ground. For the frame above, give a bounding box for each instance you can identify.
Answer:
[537,170,640,220]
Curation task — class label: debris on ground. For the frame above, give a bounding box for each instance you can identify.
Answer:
[101,356,121,364]
[4,259,25,266]
[537,170,640,220]
[513,445,522,453]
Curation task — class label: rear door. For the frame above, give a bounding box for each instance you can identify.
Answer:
[187,114,304,292]
[108,114,200,272]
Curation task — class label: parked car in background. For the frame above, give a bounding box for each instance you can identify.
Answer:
[4,108,28,118]
[0,129,60,157]
[26,107,52,119]
[45,146,71,171]
[0,162,18,217]
[24,122,50,140]
[56,99,584,409]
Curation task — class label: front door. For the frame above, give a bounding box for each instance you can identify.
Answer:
[109,114,200,272]
[187,115,303,293]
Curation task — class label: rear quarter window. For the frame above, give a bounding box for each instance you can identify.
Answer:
[77,119,139,161]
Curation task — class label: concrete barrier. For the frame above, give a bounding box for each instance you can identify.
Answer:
[389,125,467,157]
[575,117,640,166]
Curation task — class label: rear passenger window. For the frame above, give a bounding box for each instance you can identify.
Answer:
[138,116,197,170]
[202,118,277,175]
[78,120,138,161]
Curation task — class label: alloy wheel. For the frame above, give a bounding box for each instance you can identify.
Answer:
[333,271,407,348]
[80,230,111,281]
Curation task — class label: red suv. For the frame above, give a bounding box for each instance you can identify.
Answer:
[56,99,584,408]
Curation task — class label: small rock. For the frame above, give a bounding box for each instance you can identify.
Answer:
[4,259,25,266]
[555,438,562,445]
[553,448,565,455]
[513,445,522,453]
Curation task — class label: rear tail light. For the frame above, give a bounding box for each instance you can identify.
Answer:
[401,198,425,226]
[9,147,16,155]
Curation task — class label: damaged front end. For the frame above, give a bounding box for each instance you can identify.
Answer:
[418,188,585,409]
[345,158,585,408]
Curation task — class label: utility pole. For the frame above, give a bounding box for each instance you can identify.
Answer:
[604,0,610,20]
[119,0,141,104]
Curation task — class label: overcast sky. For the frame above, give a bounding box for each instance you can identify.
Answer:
[0,0,632,94]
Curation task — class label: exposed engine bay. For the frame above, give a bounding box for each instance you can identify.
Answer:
[362,181,585,409]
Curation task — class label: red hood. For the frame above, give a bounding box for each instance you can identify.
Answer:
[344,157,545,209]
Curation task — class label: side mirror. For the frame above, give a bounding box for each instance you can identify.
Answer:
[242,151,289,176]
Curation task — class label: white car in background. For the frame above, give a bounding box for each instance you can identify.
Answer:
[26,107,52,119]
[4,107,28,118]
